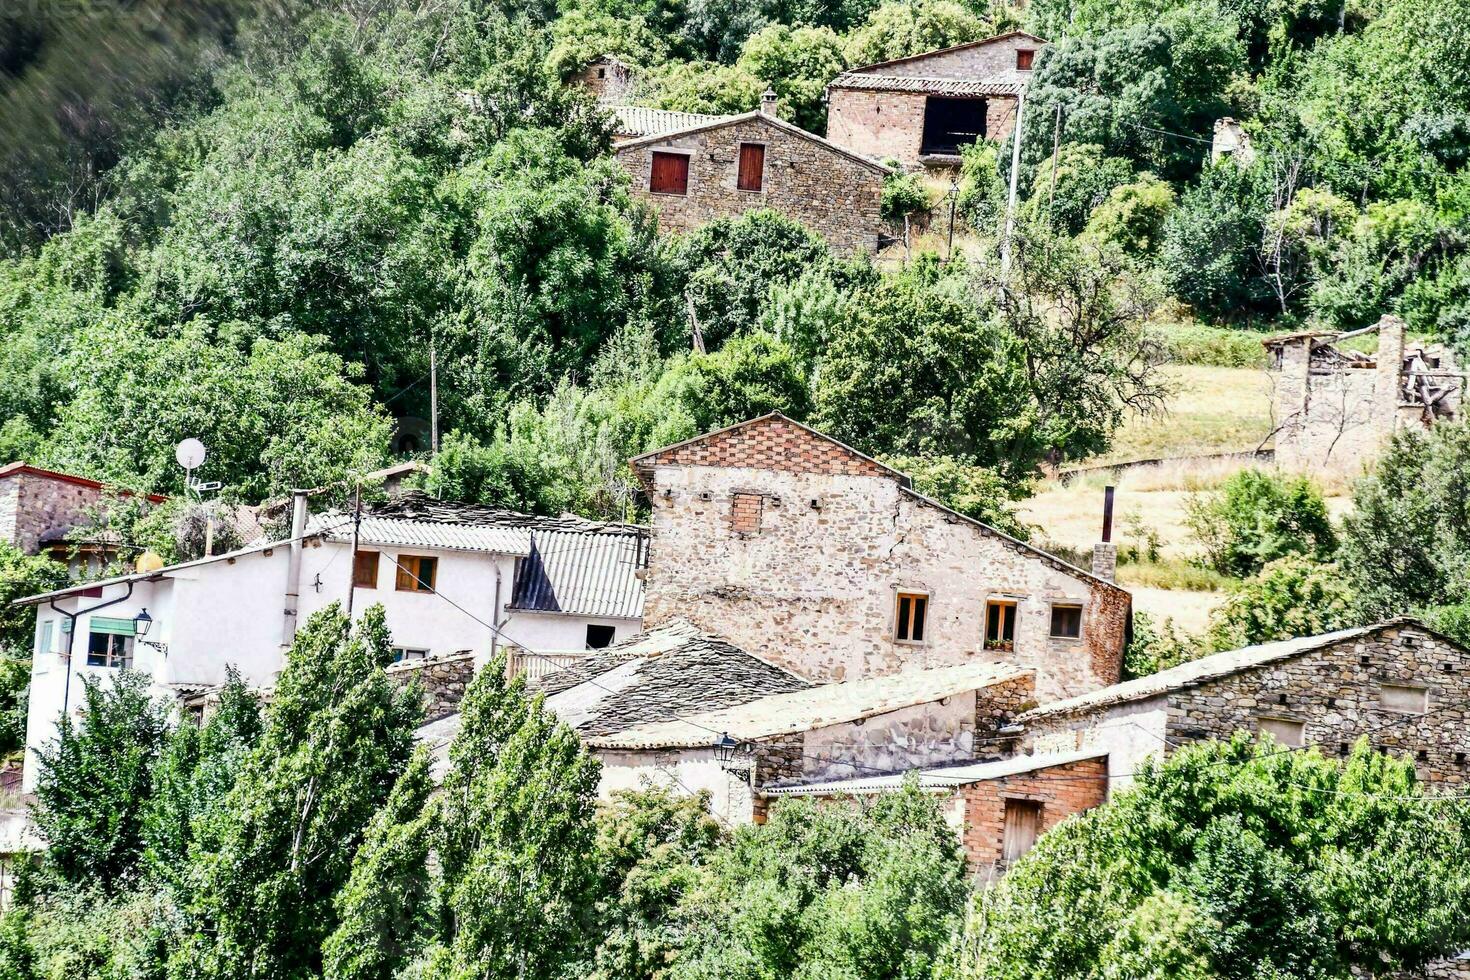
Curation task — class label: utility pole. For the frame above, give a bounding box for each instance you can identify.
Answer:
[1046,103,1064,225]
[429,332,439,457]
[345,480,362,621]
[946,179,959,262]
[1000,92,1028,277]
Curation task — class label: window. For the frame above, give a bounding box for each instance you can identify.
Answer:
[731,492,764,534]
[37,621,53,655]
[395,555,438,593]
[650,151,690,195]
[1257,717,1305,748]
[86,630,133,668]
[353,550,380,589]
[985,600,1017,652]
[586,624,616,649]
[894,592,928,643]
[920,97,987,156]
[391,647,429,663]
[1379,683,1429,714]
[1002,799,1043,863]
[737,143,766,191]
[597,67,606,79]
[1049,603,1082,639]
[1016,49,1035,70]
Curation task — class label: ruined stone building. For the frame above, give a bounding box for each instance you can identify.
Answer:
[631,413,1131,701]
[573,54,638,104]
[614,97,892,253]
[825,31,1046,169]
[1020,618,1470,789]
[0,462,166,571]
[1269,314,1461,471]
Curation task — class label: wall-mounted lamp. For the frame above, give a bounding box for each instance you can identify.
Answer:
[132,608,168,656]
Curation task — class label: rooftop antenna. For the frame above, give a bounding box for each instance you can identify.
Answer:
[176,438,222,555]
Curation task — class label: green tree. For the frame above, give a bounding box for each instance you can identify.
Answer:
[171,604,422,980]
[883,455,1031,539]
[660,332,814,431]
[1023,143,1135,237]
[735,24,846,132]
[843,0,989,66]
[958,736,1470,978]
[1206,556,1359,649]
[589,787,724,980]
[1160,161,1274,318]
[322,748,437,980]
[672,785,969,979]
[0,545,66,752]
[31,671,171,894]
[1121,610,1202,679]
[1339,421,1470,619]
[1184,468,1337,577]
[1080,173,1176,256]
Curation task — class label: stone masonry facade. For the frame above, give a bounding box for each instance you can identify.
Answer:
[386,651,476,721]
[1025,622,1470,786]
[615,113,890,254]
[635,415,1130,700]
[0,464,129,555]
[825,88,1019,168]
[958,755,1108,872]
[826,32,1041,168]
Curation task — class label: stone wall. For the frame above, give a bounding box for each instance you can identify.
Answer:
[0,467,111,555]
[574,58,636,103]
[638,417,1129,699]
[386,651,476,721]
[825,89,1020,168]
[615,114,888,253]
[957,756,1108,871]
[849,33,1041,83]
[1163,623,1470,785]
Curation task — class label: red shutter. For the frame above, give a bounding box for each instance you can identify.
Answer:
[1016,49,1035,70]
[650,152,689,194]
[737,143,765,191]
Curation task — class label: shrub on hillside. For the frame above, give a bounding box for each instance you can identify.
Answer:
[1206,556,1359,650]
[1185,468,1336,577]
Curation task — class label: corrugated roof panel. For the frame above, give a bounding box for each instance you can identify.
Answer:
[512,529,646,620]
[611,105,733,137]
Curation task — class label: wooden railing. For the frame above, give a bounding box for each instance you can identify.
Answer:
[505,647,590,681]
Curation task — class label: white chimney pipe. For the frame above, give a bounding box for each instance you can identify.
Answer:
[282,490,309,646]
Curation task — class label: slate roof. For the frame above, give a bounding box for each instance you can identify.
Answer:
[537,620,811,737]
[761,749,1107,796]
[611,105,732,137]
[1020,619,1439,722]
[826,74,1025,97]
[588,661,1033,750]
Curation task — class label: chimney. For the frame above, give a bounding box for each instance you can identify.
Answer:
[760,88,779,118]
[1091,486,1117,582]
[282,489,310,646]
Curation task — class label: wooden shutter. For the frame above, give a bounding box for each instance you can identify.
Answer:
[650,152,689,194]
[737,143,765,191]
[353,550,379,588]
[395,556,418,592]
[1002,800,1042,863]
[1016,49,1035,70]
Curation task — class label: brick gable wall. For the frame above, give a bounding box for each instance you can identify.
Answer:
[641,416,893,479]
[959,756,1108,872]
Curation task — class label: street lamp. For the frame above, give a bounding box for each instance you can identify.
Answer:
[946,179,960,261]
[714,732,739,764]
[133,608,168,656]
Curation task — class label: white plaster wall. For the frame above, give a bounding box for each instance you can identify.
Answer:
[496,613,642,652]
[800,692,978,781]
[596,747,757,825]
[1024,695,1170,795]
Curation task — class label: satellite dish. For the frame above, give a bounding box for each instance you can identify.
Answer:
[175,438,207,470]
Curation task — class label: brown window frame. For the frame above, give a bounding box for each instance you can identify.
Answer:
[353,550,380,589]
[1049,602,1083,640]
[395,554,438,594]
[894,591,929,644]
[1015,49,1035,70]
[737,142,766,192]
[985,599,1018,652]
[650,151,691,195]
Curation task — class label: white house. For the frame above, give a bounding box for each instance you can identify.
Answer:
[17,491,646,791]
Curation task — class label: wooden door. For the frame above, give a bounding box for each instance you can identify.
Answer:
[737,143,765,191]
[1002,799,1043,863]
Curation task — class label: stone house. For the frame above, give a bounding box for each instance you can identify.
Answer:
[1020,618,1470,790]
[762,749,1107,873]
[1268,314,1461,471]
[614,98,893,253]
[574,54,638,104]
[632,413,1131,701]
[825,31,1046,169]
[0,462,166,567]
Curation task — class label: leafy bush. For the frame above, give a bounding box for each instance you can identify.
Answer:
[1206,556,1359,649]
[1185,468,1336,577]
[884,455,1032,539]
[843,0,988,65]
[1080,173,1176,256]
[1023,143,1134,237]
[1122,610,1202,679]
[1146,322,1270,367]
[1160,161,1272,320]
[880,171,930,222]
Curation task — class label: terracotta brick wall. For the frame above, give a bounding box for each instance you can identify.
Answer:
[730,492,764,534]
[616,115,888,253]
[958,756,1107,871]
[640,416,893,479]
[826,89,1022,169]
[851,35,1041,83]
[0,470,109,555]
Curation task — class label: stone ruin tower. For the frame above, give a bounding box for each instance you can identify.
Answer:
[1267,315,1462,471]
